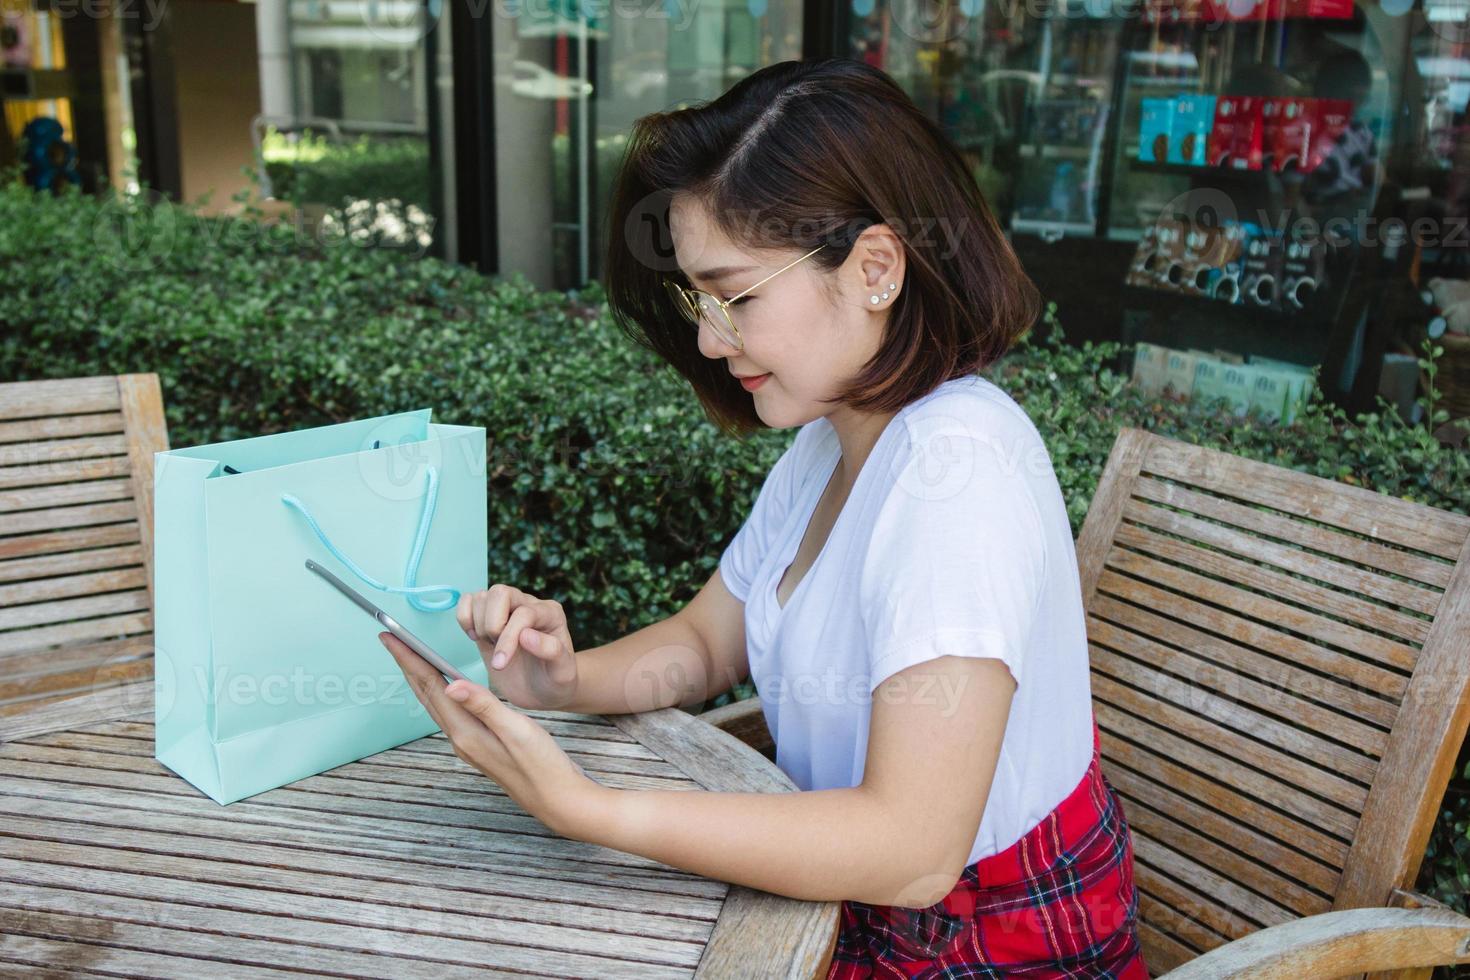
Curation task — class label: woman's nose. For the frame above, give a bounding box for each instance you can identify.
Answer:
[696,319,740,358]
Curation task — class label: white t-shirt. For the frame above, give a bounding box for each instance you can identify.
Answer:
[718,374,1095,867]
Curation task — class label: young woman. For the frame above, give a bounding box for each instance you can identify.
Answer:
[380,58,1148,977]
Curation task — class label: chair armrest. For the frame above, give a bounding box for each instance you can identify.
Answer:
[1363,890,1466,980]
[1158,906,1470,979]
[700,697,773,757]
[1388,887,1455,912]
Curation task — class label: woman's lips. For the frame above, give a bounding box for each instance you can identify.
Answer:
[739,373,771,392]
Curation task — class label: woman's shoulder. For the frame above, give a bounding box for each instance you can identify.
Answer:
[896,374,1047,457]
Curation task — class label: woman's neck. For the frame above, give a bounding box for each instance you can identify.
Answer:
[823,404,900,488]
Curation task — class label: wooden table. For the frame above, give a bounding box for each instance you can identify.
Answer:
[0,682,839,978]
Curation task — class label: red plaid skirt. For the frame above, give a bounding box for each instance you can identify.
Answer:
[827,714,1148,978]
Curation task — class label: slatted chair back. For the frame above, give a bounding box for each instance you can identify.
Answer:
[1074,426,1470,974]
[0,374,168,716]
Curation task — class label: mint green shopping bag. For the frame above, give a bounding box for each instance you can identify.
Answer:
[152,408,488,804]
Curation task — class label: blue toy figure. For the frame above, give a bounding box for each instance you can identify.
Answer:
[20,117,80,192]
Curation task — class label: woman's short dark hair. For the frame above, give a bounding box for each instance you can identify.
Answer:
[603,57,1041,437]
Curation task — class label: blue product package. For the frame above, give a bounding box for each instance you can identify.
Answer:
[1140,98,1175,163]
[1168,95,1217,165]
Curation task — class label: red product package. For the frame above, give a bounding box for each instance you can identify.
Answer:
[1281,0,1353,16]
[1306,98,1354,172]
[1267,97,1313,171]
[1215,0,1347,18]
[1208,96,1264,170]
[1143,0,1229,21]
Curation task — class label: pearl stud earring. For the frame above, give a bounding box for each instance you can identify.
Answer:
[870,294,880,304]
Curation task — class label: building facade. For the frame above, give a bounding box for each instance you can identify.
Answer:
[4,0,1470,418]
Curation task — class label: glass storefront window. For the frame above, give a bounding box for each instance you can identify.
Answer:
[253,0,442,253]
[492,0,803,290]
[847,0,1123,238]
[847,0,1470,417]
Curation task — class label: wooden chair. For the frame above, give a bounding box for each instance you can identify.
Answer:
[0,375,168,717]
[703,426,1470,978]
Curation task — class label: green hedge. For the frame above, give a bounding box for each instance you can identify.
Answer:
[2,177,1466,922]
[261,127,433,215]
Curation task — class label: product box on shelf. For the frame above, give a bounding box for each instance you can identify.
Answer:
[1241,229,1286,310]
[1187,220,1246,296]
[1126,216,1190,289]
[1158,218,1194,292]
[1208,97,1265,170]
[1203,221,1256,303]
[1178,224,1222,294]
[1124,227,1159,288]
[1140,98,1175,163]
[1136,346,1315,423]
[1281,237,1327,310]
[1125,227,1159,288]
[1141,0,1226,23]
[1306,99,1355,171]
[1249,356,1317,422]
[1281,0,1353,17]
[1248,368,1296,419]
[1267,97,1356,172]
[1264,97,1302,171]
[1131,342,1170,395]
[1169,95,1217,165]
[1163,348,1200,396]
[1193,359,1256,414]
[1203,0,1349,21]
[1274,97,1317,172]
[1202,347,1246,364]
[1192,358,1236,412]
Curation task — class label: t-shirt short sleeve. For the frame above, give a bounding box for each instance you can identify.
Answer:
[718,427,810,603]
[859,418,1047,692]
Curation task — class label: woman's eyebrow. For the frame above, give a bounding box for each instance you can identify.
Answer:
[691,264,756,285]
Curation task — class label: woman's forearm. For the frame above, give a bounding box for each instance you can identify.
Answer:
[564,614,742,716]
[575,783,959,908]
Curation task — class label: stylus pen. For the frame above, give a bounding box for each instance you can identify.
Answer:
[304,558,470,684]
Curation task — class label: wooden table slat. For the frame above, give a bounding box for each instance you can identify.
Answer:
[0,900,692,979]
[83,714,647,747]
[0,784,726,901]
[0,926,319,980]
[25,727,690,781]
[17,728,699,827]
[0,849,711,964]
[0,903,528,980]
[3,738,700,801]
[1,809,722,921]
[0,758,692,876]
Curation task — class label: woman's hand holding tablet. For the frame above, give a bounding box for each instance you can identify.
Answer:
[378,617,606,844]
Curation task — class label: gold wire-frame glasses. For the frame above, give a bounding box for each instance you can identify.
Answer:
[663,244,826,351]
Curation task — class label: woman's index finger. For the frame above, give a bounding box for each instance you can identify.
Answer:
[481,583,525,638]
[455,592,477,636]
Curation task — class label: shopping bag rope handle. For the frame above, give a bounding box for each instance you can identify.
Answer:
[280,465,459,613]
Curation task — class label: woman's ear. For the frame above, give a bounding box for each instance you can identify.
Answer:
[851,224,906,311]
